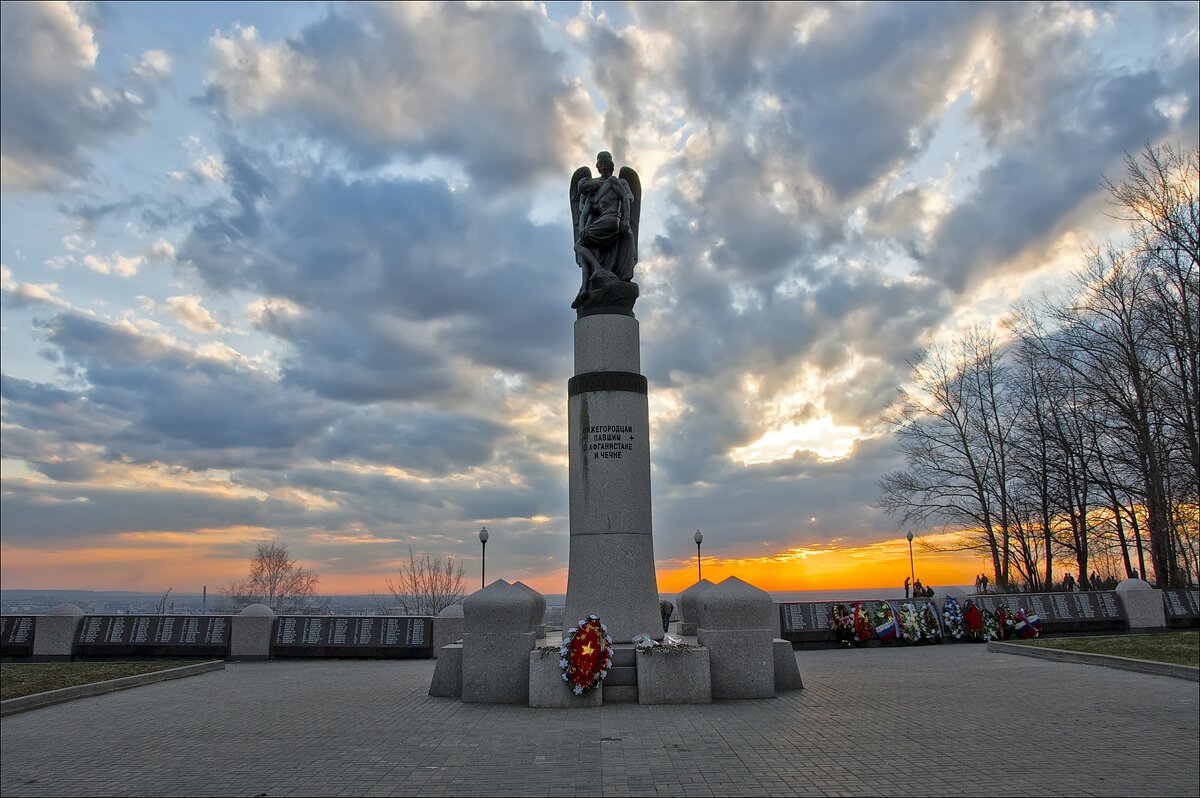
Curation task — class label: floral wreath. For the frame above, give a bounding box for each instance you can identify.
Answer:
[920,603,942,642]
[873,603,898,642]
[851,602,874,645]
[962,599,985,641]
[559,615,613,695]
[993,603,1015,640]
[942,596,965,640]
[897,602,923,643]
[828,604,855,647]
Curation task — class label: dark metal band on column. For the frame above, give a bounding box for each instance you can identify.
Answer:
[568,371,648,397]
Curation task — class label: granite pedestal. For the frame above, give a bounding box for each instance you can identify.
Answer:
[528,650,602,708]
[564,312,662,643]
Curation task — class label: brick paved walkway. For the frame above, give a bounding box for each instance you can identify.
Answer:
[1,645,1196,796]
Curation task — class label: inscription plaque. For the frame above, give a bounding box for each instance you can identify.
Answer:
[779,600,885,645]
[964,592,1125,633]
[1,616,37,658]
[73,615,231,657]
[270,616,432,658]
[1163,589,1200,627]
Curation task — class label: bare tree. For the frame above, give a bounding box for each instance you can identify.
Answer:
[221,540,321,613]
[386,548,465,616]
[876,331,1016,591]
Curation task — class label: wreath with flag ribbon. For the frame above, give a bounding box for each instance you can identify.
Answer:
[873,603,899,642]
[559,615,613,694]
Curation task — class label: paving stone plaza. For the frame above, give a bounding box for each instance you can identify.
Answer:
[1,645,1197,797]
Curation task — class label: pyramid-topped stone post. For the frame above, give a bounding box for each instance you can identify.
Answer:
[698,576,775,699]
[461,580,536,703]
[678,579,715,636]
[511,581,547,639]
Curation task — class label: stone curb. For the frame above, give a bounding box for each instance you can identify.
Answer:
[1,660,226,717]
[987,641,1199,681]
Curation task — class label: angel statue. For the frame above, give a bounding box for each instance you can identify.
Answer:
[570,151,641,311]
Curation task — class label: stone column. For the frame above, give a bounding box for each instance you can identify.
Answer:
[564,311,663,643]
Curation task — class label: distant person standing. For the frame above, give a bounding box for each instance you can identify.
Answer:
[981,574,989,593]
[975,574,982,594]
[905,577,911,599]
[914,578,924,597]
[1064,573,1076,592]
[1090,571,1102,590]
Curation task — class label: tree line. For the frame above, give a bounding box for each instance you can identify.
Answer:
[877,143,1198,592]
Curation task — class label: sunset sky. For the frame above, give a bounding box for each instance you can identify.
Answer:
[2,1,1197,596]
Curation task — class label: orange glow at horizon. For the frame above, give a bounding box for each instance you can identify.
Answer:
[655,534,982,594]
[2,535,984,596]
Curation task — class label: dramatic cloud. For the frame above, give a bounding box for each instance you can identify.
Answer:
[0,1,166,190]
[1,2,1196,592]
[205,3,594,185]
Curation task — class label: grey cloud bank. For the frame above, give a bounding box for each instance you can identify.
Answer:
[1,1,1196,588]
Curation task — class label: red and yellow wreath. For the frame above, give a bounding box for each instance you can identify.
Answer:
[559,614,613,694]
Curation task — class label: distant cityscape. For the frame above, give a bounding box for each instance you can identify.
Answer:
[0,589,570,622]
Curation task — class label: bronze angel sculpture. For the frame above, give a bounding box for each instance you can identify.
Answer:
[570,151,641,311]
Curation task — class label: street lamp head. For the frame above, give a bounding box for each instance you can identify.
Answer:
[479,526,489,543]
[694,530,703,545]
[906,531,913,542]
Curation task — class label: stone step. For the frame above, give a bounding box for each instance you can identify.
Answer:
[604,665,636,687]
[603,685,638,703]
[610,645,636,667]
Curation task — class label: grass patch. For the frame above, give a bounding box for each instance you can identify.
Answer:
[1,660,209,701]
[1014,631,1199,667]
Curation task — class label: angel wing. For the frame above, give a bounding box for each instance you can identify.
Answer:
[619,165,641,264]
[569,166,592,244]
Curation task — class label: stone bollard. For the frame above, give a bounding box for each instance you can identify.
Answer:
[512,581,547,640]
[698,576,775,699]
[461,580,537,704]
[678,579,714,636]
[432,604,465,656]
[33,603,84,661]
[230,604,274,660]
[1114,578,1166,630]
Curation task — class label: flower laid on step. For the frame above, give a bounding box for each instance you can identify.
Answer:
[941,596,964,640]
[873,603,899,642]
[851,602,874,646]
[559,614,612,693]
[828,604,855,647]
[897,602,923,643]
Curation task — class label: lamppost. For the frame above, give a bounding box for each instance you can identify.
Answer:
[906,531,915,595]
[479,526,489,589]
[694,529,704,581]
